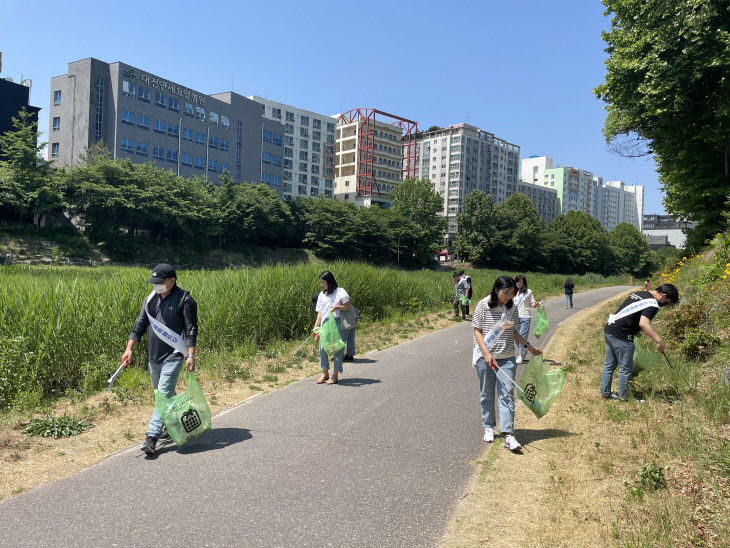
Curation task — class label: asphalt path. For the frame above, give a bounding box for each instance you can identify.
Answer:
[0,285,632,547]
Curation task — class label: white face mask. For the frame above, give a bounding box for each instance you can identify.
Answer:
[153,283,168,295]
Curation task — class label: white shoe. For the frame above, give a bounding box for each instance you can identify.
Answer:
[522,352,529,363]
[516,354,523,365]
[504,434,522,451]
[483,427,494,443]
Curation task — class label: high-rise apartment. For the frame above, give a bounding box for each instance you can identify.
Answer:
[250,97,336,200]
[415,124,545,245]
[48,58,284,193]
[333,109,417,207]
[600,180,644,231]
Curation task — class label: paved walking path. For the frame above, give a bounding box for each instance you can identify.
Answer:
[0,286,632,547]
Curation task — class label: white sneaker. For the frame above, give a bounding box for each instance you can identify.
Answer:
[504,434,522,451]
[516,354,523,365]
[483,427,495,443]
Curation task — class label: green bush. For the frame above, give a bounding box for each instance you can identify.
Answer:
[21,414,91,438]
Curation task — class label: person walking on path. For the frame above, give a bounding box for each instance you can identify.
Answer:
[472,275,542,452]
[564,277,574,308]
[122,264,198,456]
[461,273,473,319]
[600,283,679,401]
[453,271,468,320]
[313,271,352,384]
[514,275,539,365]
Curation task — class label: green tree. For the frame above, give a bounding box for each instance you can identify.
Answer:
[491,193,543,270]
[0,107,61,225]
[547,211,615,274]
[291,197,362,259]
[390,177,448,265]
[594,0,730,247]
[454,190,498,266]
[609,222,658,276]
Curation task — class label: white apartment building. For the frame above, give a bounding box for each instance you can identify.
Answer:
[250,97,336,199]
[520,156,644,231]
[414,123,530,244]
[333,109,416,207]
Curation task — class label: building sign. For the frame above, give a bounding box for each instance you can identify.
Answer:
[124,66,206,105]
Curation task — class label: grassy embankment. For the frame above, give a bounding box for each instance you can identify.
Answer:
[442,240,730,547]
[0,262,625,501]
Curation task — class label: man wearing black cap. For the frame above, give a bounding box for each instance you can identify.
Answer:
[122,263,198,456]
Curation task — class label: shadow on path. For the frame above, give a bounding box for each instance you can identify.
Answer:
[146,427,252,458]
[337,378,382,387]
[351,358,377,364]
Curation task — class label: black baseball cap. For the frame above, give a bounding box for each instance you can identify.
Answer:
[147,263,176,283]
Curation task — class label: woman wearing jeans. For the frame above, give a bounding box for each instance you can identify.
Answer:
[564,277,574,308]
[472,276,542,452]
[313,270,351,384]
[514,275,539,365]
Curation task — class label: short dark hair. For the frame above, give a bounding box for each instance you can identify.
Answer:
[319,270,338,295]
[514,274,528,294]
[656,283,679,303]
[488,275,516,309]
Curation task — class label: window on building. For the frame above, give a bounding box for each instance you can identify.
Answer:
[271,107,282,119]
[263,129,272,142]
[313,130,321,141]
[209,135,219,149]
[284,147,293,158]
[220,162,229,172]
[299,150,308,161]
[262,151,271,164]
[300,139,308,150]
[52,117,60,131]
[220,139,229,152]
[300,127,309,138]
[272,154,281,166]
[326,122,335,133]
[167,148,178,162]
[273,134,282,146]
[167,122,179,137]
[272,175,281,187]
[181,152,192,166]
[285,123,294,135]
[299,162,307,171]
[195,106,205,120]
[312,141,320,152]
[209,111,219,124]
[136,141,148,156]
[137,114,150,129]
[285,111,294,122]
[182,127,193,141]
[120,138,134,153]
[194,156,204,169]
[220,115,230,129]
[184,102,194,116]
[195,131,205,145]
[152,145,164,160]
[298,174,307,184]
[154,92,166,107]
[298,184,307,194]
[122,81,135,97]
[51,143,59,157]
[53,90,62,106]
[168,97,180,112]
[122,110,135,125]
[137,86,150,102]
[208,159,218,173]
[300,115,309,126]
[153,119,165,133]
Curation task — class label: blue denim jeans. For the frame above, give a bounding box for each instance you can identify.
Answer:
[146,354,184,438]
[600,332,635,399]
[346,327,356,356]
[319,318,350,373]
[517,317,531,355]
[564,294,573,307]
[475,356,517,434]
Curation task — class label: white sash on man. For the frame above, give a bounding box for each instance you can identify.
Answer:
[607,298,658,325]
[472,305,511,366]
[144,291,188,355]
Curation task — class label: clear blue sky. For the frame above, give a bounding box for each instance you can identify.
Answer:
[0,0,665,214]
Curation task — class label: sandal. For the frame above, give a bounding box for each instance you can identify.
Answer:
[316,373,329,384]
[326,374,339,384]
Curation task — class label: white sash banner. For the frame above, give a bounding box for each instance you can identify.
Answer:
[515,290,528,310]
[145,291,188,355]
[320,290,339,323]
[607,298,658,325]
[472,306,511,366]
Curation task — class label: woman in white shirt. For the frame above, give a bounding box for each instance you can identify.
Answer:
[313,270,351,384]
[472,275,542,451]
[514,275,539,365]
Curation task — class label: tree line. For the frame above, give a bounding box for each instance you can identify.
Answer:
[1,108,675,275]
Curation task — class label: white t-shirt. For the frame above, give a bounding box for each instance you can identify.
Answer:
[514,289,536,318]
[316,287,350,319]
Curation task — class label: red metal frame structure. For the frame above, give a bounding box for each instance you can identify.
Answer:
[336,108,417,198]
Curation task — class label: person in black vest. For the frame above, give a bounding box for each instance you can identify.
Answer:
[122,264,198,456]
[600,283,678,401]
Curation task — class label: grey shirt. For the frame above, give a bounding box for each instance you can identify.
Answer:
[129,285,198,363]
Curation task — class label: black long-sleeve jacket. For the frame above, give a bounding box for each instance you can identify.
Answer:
[129,285,198,363]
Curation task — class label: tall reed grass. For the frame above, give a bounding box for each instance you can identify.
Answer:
[0,263,626,410]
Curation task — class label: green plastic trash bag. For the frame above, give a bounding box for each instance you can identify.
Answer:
[632,343,659,375]
[459,295,471,306]
[319,316,345,358]
[534,304,550,338]
[517,355,565,419]
[154,372,211,447]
